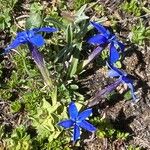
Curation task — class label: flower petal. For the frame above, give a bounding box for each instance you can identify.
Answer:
[58,119,74,128]
[117,41,125,53]
[72,125,80,142]
[30,34,45,47]
[107,69,120,77]
[107,62,126,77]
[90,21,110,38]
[88,34,108,45]
[121,76,133,84]
[78,120,96,132]
[77,109,92,121]
[4,31,28,53]
[35,27,58,33]
[110,43,120,64]
[127,83,138,103]
[17,31,28,41]
[4,38,21,52]
[68,102,78,120]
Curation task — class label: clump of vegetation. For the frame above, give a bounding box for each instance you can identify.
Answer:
[130,22,150,45]
[121,0,142,16]
[0,0,149,149]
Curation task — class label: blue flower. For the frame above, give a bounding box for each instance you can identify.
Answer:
[107,62,137,103]
[88,63,138,107]
[88,21,125,64]
[58,102,96,142]
[4,27,57,53]
[4,26,57,87]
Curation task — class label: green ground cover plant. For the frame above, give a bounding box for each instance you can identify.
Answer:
[0,0,149,150]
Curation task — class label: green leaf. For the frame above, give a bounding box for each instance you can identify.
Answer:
[44,17,66,29]
[11,101,22,113]
[54,45,71,63]
[30,2,43,13]
[67,47,80,78]
[115,61,122,68]
[124,91,132,100]
[68,57,78,78]
[69,84,79,90]
[66,24,73,44]
[50,86,58,106]
[0,9,11,30]
[7,126,32,150]
[75,15,89,24]
[74,4,89,24]
[76,4,87,16]
[0,126,4,139]
[26,13,42,29]
[42,98,60,115]
[48,131,61,142]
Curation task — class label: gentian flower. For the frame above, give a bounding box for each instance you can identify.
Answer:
[58,102,96,142]
[107,62,137,101]
[87,21,125,64]
[88,62,138,107]
[4,27,57,87]
[4,27,57,53]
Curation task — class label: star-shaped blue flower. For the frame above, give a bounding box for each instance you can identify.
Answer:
[58,102,96,142]
[107,62,138,103]
[3,26,57,87]
[4,27,57,53]
[88,21,125,64]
